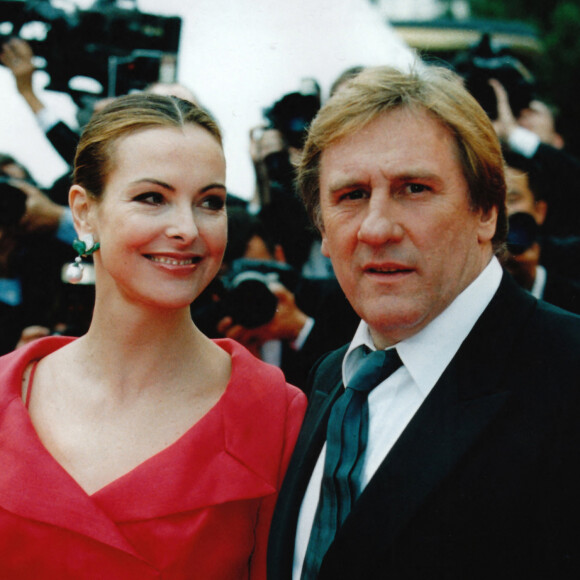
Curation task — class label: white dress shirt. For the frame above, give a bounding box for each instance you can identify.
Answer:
[530,264,547,300]
[292,257,503,579]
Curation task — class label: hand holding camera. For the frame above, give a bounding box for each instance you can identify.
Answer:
[0,177,65,233]
[216,280,309,356]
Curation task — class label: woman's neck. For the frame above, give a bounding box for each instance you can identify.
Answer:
[72,298,211,399]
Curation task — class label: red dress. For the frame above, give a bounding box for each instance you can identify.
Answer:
[0,336,307,579]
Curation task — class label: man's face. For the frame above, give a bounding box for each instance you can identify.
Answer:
[504,165,546,286]
[505,166,546,223]
[318,108,497,349]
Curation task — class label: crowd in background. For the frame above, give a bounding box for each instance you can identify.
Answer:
[2,35,580,392]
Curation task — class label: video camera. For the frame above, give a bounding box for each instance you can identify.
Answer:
[0,0,181,105]
[453,34,536,120]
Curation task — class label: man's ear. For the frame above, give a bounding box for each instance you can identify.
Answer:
[534,199,548,226]
[316,210,330,257]
[477,205,499,244]
[273,243,287,264]
[69,185,96,238]
[320,229,330,258]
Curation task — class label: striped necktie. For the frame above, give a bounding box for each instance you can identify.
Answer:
[301,347,403,579]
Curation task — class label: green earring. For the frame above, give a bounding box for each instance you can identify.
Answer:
[65,234,100,284]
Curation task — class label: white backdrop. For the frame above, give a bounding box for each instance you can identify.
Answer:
[0,0,416,198]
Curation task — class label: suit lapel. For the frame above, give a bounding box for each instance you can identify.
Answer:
[269,346,347,579]
[284,345,348,498]
[325,274,538,567]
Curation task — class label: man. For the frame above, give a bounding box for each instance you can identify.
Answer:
[213,207,358,390]
[503,157,580,314]
[490,78,580,238]
[268,65,580,579]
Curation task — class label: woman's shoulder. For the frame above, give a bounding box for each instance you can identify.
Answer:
[214,338,306,407]
[0,336,76,400]
[212,339,307,480]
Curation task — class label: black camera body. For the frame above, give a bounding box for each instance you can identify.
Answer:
[454,34,536,120]
[507,212,539,255]
[0,0,182,103]
[0,177,27,227]
[264,90,321,150]
[192,259,300,334]
[218,259,299,329]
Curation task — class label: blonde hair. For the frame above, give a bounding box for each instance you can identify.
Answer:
[73,93,222,199]
[299,65,507,252]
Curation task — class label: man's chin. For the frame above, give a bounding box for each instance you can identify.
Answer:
[365,310,426,349]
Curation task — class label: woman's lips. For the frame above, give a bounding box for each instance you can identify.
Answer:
[145,254,202,266]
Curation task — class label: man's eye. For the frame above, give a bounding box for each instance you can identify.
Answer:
[407,183,429,194]
[340,189,367,201]
[134,192,164,205]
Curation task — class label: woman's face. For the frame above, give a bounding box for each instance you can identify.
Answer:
[87,124,227,311]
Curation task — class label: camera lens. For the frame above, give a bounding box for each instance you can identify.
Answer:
[225,273,279,329]
[507,212,539,255]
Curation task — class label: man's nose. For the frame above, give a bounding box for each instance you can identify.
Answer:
[357,192,404,245]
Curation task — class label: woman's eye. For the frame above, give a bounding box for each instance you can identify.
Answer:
[134,192,164,205]
[201,194,226,211]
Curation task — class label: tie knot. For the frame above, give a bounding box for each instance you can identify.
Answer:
[347,348,402,394]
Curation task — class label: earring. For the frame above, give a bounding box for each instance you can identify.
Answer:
[64,234,100,284]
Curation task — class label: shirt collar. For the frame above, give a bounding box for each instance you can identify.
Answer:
[531,264,547,299]
[344,257,503,394]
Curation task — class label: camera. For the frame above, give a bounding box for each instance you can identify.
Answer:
[219,258,299,328]
[507,212,539,255]
[453,34,536,120]
[192,259,299,334]
[0,0,182,104]
[263,82,321,150]
[0,177,27,226]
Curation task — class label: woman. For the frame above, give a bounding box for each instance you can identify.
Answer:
[0,94,306,578]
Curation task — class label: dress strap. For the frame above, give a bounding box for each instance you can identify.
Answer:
[24,361,40,410]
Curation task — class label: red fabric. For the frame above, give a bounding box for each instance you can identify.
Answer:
[0,336,306,579]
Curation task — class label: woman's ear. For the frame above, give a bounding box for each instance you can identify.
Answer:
[69,185,96,237]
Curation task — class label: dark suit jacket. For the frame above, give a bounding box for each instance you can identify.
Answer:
[542,269,580,315]
[532,143,580,237]
[46,120,79,167]
[0,233,74,355]
[43,120,79,205]
[268,273,580,579]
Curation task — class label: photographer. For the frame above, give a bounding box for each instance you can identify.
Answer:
[1,36,104,205]
[454,36,580,239]
[0,160,74,354]
[1,0,182,203]
[0,37,79,172]
[0,153,76,244]
[503,153,580,313]
[211,208,358,392]
[490,78,580,238]
[251,85,333,278]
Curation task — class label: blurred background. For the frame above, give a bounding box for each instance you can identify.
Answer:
[2,0,577,199]
[3,0,580,370]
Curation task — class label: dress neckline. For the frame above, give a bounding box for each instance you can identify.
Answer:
[24,360,40,410]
